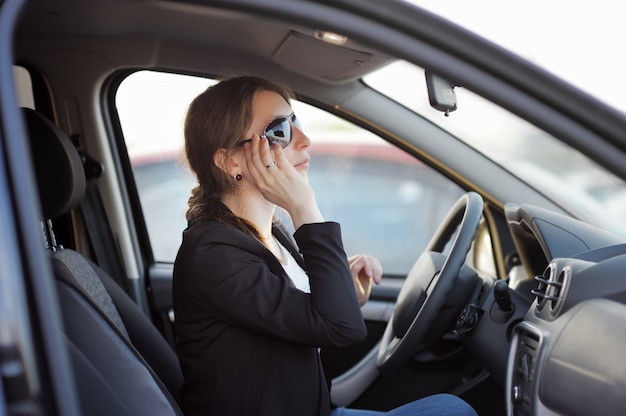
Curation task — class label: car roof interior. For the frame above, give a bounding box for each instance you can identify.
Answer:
[16,0,392,95]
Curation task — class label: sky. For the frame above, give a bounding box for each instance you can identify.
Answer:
[407,1,626,113]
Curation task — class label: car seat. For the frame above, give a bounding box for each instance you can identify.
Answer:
[23,107,184,416]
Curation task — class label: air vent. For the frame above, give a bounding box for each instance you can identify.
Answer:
[531,263,555,311]
[511,326,542,415]
[548,267,569,315]
[532,262,569,316]
[518,329,540,352]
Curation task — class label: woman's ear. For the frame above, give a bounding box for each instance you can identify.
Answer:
[213,148,241,175]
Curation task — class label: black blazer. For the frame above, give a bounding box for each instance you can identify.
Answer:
[173,220,367,416]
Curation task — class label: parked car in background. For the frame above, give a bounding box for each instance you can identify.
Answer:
[2,0,626,415]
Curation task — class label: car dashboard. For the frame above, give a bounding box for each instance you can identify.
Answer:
[502,203,626,415]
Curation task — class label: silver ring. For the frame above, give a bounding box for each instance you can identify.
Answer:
[265,161,276,168]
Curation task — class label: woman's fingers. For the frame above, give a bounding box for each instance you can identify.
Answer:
[242,137,296,200]
[348,255,383,306]
[244,135,270,176]
[257,136,278,170]
[349,255,383,285]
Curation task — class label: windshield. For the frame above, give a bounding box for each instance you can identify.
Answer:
[364,61,626,238]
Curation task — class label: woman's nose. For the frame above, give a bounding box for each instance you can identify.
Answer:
[291,124,311,148]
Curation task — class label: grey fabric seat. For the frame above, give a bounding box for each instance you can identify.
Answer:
[23,108,184,416]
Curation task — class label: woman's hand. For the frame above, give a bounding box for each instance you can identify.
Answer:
[348,255,383,306]
[243,136,323,228]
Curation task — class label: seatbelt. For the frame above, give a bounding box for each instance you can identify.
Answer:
[79,151,129,291]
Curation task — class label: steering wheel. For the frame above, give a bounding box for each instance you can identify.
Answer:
[376,191,484,375]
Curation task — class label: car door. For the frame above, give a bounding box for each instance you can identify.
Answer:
[113,69,498,412]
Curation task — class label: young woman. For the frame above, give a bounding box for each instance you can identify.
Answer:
[173,76,477,416]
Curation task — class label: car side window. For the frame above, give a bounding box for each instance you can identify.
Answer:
[116,71,464,275]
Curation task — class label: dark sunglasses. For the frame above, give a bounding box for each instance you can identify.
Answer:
[238,113,302,149]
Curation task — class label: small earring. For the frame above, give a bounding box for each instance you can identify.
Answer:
[234,173,243,182]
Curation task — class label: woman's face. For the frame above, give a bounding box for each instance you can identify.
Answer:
[246,90,311,180]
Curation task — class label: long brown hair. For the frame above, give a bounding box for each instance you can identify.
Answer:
[184,75,295,238]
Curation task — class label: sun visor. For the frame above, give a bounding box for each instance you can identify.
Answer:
[273,32,373,82]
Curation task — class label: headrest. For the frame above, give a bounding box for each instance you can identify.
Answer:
[23,108,86,219]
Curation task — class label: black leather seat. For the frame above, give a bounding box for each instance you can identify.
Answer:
[23,107,184,416]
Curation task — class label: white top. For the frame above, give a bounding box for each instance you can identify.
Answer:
[276,239,310,293]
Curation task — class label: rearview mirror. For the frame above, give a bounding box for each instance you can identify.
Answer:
[425,71,457,116]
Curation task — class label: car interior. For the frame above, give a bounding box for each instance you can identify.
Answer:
[3,0,626,415]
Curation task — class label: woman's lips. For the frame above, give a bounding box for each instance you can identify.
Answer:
[294,157,310,169]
